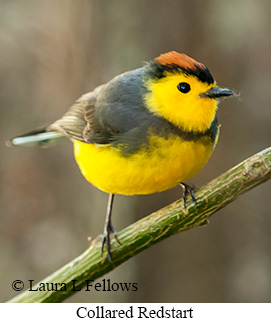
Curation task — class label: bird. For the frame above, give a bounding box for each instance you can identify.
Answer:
[8,51,234,262]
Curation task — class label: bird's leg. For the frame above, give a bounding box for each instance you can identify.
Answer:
[101,193,121,262]
[180,182,197,210]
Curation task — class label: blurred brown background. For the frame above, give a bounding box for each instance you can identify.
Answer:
[1,0,271,303]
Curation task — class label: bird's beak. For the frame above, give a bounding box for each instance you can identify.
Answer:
[200,87,234,99]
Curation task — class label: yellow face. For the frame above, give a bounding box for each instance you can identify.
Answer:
[144,71,217,133]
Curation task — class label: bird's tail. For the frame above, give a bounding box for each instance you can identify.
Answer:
[6,126,65,148]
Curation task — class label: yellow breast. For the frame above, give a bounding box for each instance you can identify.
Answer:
[73,134,215,196]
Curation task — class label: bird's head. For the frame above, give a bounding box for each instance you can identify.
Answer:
[143,51,233,133]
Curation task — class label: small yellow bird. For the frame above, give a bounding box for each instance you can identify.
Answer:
[9,51,233,261]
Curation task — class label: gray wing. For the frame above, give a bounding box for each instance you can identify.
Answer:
[49,66,165,154]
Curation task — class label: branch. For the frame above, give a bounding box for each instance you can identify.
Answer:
[7,147,271,303]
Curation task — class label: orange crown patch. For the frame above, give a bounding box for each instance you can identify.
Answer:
[155,51,205,70]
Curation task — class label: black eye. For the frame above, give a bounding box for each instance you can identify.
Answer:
[177,82,191,93]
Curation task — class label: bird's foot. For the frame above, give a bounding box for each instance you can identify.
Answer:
[180,182,198,211]
[101,223,121,263]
